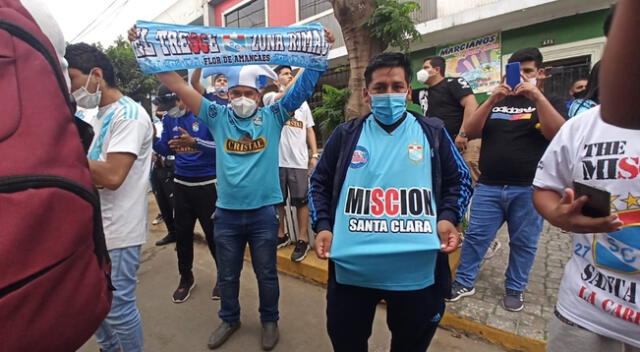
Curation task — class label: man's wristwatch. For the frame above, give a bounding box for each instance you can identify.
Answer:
[311,153,320,159]
[458,131,468,138]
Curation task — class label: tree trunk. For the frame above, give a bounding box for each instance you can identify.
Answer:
[330,0,385,120]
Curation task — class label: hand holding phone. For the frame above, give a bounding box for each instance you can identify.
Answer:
[506,62,521,89]
[573,181,611,218]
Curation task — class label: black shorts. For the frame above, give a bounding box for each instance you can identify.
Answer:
[279,167,308,207]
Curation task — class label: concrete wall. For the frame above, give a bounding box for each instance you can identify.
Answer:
[154,0,204,24]
[437,0,500,18]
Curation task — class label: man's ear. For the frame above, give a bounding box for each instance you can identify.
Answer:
[91,67,105,88]
[362,87,371,104]
[92,67,103,80]
[406,84,413,101]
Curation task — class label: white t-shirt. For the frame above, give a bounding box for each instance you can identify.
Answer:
[533,106,640,347]
[263,92,315,169]
[88,96,153,250]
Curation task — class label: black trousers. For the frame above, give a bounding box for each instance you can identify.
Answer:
[326,262,445,352]
[150,165,175,234]
[174,180,217,277]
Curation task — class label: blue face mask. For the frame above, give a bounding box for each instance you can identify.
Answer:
[370,93,407,124]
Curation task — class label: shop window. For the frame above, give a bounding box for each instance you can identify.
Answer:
[543,55,591,100]
[299,0,332,20]
[225,0,265,28]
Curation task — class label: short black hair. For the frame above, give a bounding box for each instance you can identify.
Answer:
[364,52,412,87]
[274,65,292,75]
[424,56,446,75]
[584,60,601,103]
[508,47,543,69]
[603,4,616,37]
[65,43,116,87]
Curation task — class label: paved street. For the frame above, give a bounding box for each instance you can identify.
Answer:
[447,222,571,341]
[79,198,505,352]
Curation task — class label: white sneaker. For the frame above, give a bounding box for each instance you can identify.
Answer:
[152,214,163,225]
[484,240,502,259]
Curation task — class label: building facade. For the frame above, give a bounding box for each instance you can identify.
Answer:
[154,0,613,102]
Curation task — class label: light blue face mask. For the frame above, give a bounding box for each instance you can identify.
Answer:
[370,93,407,124]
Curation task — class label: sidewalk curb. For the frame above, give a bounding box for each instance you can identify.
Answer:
[439,313,546,352]
[257,246,547,352]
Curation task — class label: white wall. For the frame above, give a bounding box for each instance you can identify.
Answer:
[437,0,501,18]
[153,0,204,24]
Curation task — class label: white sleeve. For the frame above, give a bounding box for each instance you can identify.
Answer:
[301,101,315,128]
[263,92,277,106]
[532,121,578,194]
[106,114,151,157]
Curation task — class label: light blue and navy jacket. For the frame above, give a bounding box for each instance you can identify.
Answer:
[309,113,473,297]
[153,111,216,178]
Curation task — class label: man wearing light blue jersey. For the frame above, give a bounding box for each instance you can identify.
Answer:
[129,25,335,352]
[309,52,472,352]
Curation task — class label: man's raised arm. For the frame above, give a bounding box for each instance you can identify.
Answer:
[128,26,203,115]
[278,29,335,113]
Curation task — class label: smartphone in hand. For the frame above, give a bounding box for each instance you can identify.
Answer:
[573,181,611,218]
[506,62,521,89]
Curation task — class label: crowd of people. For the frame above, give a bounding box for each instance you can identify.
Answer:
[6,0,639,351]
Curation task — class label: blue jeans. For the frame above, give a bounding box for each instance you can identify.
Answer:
[455,184,543,292]
[95,246,144,352]
[214,206,280,323]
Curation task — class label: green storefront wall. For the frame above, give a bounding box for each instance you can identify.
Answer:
[407,8,609,114]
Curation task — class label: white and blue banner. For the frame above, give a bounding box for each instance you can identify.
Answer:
[130,20,330,73]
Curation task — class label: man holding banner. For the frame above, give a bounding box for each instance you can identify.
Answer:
[129,23,334,351]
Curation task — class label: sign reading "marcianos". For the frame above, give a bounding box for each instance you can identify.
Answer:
[436,33,502,94]
[130,20,330,73]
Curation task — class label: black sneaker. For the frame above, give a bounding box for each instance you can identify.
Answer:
[276,233,291,249]
[447,281,476,302]
[211,283,221,300]
[291,240,310,262]
[502,289,525,312]
[155,233,176,246]
[172,274,195,303]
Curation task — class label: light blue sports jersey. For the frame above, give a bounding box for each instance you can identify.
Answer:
[198,97,289,209]
[332,113,440,290]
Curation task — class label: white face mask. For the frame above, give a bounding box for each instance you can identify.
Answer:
[231,96,258,118]
[416,69,429,84]
[72,70,101,109]
[167,106,186,118]
[529,77,538,86]
[207,86,228,95]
